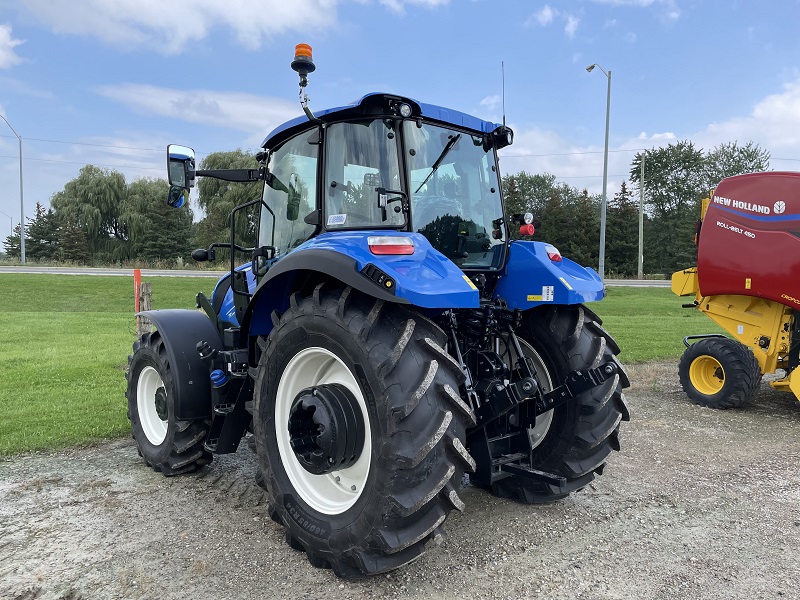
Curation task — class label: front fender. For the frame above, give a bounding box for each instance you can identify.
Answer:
[494,241,604,309]
[242,231,479,339]
[138,309,223,420]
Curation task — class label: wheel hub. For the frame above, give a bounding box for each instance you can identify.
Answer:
[154,387,168,421]
[288,384,365,475]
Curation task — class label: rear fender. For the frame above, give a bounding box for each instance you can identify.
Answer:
[241,231,479,340]
[138,309,223,420]
[494,241,604,309]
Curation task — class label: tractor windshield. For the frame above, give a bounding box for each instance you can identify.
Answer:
[322,117,506,269]
[405,121,505,269]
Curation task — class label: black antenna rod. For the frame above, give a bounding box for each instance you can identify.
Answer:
[502,61,506,127]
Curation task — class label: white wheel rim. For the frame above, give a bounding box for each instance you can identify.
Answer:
[502,337,554,450]
[137,366,168,445]
[275,347,371,515]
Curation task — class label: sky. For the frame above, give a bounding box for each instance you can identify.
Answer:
[1,0,800,239]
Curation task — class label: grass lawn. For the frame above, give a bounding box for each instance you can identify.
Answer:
[0,274,722,456]
[0,274,214,456]
[599,286,724,363]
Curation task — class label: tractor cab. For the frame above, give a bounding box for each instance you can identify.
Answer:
[256,93,513,272]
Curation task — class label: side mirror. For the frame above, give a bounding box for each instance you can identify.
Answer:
[167,144,195,188]
[251,246,275,277]
[167,185,186,208]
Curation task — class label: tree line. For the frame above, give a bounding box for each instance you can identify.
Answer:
[3,141,770,276]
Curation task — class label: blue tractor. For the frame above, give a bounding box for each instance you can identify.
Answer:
[125,45,629,579]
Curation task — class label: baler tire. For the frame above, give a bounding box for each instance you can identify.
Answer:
[678,337,761,409]
[253,285,471,579]
[488,304,630,504]
[126,331,212,476]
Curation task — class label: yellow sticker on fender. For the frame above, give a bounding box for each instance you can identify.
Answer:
[462,275,477,290]
[527,295,543,301]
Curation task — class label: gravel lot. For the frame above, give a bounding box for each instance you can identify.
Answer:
[2,362,800,600]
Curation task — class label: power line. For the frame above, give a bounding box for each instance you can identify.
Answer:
[0,154,162,171]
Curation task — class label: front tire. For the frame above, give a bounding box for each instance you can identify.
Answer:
[126,331,212,475]
[253,286,473,579]
[489,304,630,504]
[678,337,761,409]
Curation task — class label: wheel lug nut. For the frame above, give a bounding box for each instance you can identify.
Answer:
[350,485,357,491]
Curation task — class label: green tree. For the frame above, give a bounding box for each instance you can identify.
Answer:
[502,171,559,222]
[703,141,770,191]
[50,165,128,261]
[193,150,261,255]
[25,202,60,261]
[630,141,705,274]
[606,181,640,277]
[58,217,90,263]
[2,223,21,258]
[124,178,194,262]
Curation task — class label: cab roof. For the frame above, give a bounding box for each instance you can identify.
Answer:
[262,92,501,149]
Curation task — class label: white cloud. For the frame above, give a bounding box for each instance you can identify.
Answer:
[378,0,449,14]
[564,15,580,38]
[0,23,24,68]
[479,95,502,111]
[17,0,338,53]
[591,0,681,23]
[96,84,302,142]
[529,5,556,27]
[624,32,636,43]
[15,0,451,51]
[526,6,580,39]
[692,78,800,157]
[498,77,800,198]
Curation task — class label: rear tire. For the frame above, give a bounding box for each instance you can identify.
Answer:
[488,304,630,504]
[678,337,761,409]
[126,331,212,476]
[253,285,472,579]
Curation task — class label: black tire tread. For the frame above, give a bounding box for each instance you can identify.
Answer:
[125,331,212,477]
[489,304,629,504]
[253,287,467,579]
[678,337,761,409]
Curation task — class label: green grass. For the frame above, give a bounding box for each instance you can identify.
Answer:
[0,275,722,456]
[598,287,724,363]
[0,274,215,456]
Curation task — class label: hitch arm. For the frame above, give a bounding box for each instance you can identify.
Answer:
[473,361,618,427]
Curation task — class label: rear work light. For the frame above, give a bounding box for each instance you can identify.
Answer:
[544,244,562,262]
[367,236,415,255]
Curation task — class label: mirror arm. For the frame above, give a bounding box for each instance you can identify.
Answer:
[196,167,265,183]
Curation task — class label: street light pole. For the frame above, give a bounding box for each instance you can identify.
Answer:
[586,63,611,280]
[0,114,25,264]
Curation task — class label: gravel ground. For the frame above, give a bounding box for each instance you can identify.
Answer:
[2,361,800,600]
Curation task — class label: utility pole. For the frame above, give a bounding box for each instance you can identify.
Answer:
[639,156,645,279]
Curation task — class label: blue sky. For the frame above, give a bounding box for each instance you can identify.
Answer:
[1,0,799,238]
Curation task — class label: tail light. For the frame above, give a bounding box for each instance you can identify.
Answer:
[544,244,562,262]
[368,236,414,255]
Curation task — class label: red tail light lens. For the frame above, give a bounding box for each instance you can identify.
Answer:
[519,224,535,236]
[367,236,414,255]
[545,244,562,262]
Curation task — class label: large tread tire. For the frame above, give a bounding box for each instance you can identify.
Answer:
[678,337,761,409]
[489,304,630,504]
[126,331,212,476]
[253,285,471,579]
